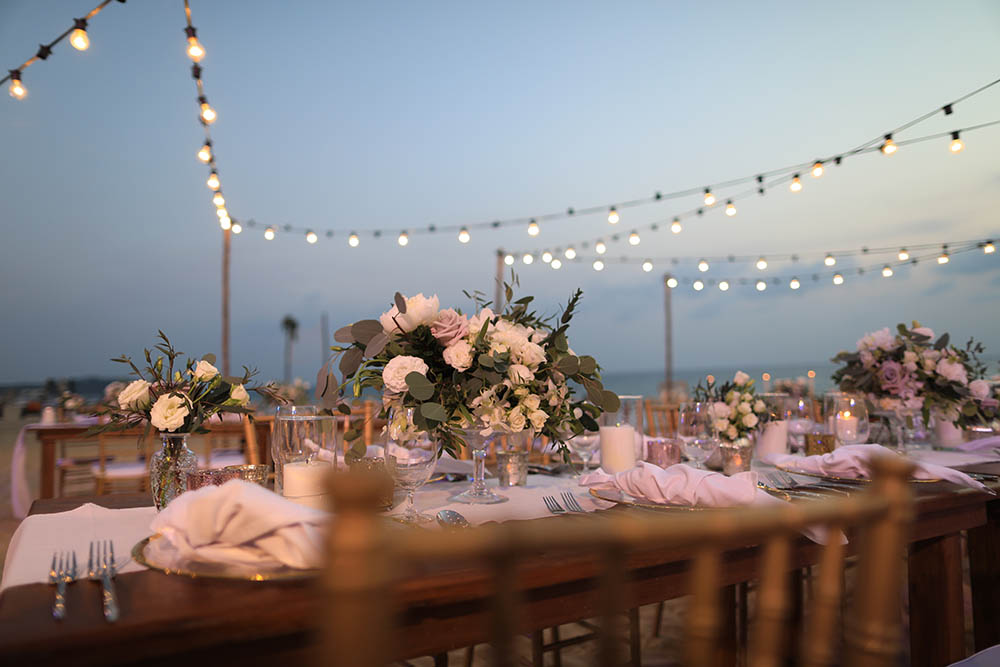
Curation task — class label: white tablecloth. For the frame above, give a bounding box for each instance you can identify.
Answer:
[10,419,99,520]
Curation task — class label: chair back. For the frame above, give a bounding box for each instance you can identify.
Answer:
[644,400,678,437]
[320,455,913,667]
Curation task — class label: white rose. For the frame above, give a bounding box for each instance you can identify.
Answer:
[726,425,738,441]
[970,379,991,401]
[713,418,730,434]
[381,355,429,394]
[738,402,752,415]
[117,380,152,410]
[903,351,918,364]
[149,394,190,432]
[522,394,541,411]
[753,400,766,413]
[519,341,547,368]
[725,390,738,403]
[443,340,474,372]
[529,409,548,430]
[508,409,527,432]
[508,364,535,385]
[191,360,219,382]
[733,371,751,386]
[378,293,440,335]
[936,359,969,386]
[922,358,937,372]
[228,384,250,406]
[870,327,896,351]
[741,393,753,402]
[711,402,731,419]
[467,308,495,338]
[742,413,759,428]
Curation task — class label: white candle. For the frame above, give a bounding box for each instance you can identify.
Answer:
[835,415,858,443]
[600,425,637,474]
[756,420,789,458]
[282,460,332,501]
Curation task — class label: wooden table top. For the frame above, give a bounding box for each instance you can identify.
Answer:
[2,465,997,666]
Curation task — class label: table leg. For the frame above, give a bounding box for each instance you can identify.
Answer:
[969,499,1000,652]
[719,584,739,666]
[908,533,965,666]
[40,437,55,499]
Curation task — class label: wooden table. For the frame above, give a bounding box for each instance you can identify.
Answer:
[1,471,998,667]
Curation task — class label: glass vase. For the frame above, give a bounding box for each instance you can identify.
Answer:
[150,432,198,510]
[449,429,508,505]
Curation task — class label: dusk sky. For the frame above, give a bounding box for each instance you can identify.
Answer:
[1,1,999,386]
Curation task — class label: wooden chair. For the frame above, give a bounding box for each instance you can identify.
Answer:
[645,400,678,437]
[90,432,153,495]
[321,454,914,667]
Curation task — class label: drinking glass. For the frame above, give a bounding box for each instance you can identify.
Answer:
[567,433,600,476]
[386,408,441,523]
[272,413,339,502]
[677,401,718,468]
[599,395,643,473]
[787,397,815,451]
[449,429,508,504]
[826,392,870,445]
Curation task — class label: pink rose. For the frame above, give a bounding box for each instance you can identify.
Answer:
[431,309,469,346]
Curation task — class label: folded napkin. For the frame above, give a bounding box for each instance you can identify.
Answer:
[761,444,990,492]
[150,480,327,570]
[957,435,1000,452]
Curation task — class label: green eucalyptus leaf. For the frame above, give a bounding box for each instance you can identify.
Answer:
[351,320,384,345]
[477,354,495,368]
[339,348,364,379]
[365,332,390,358]
[556,355,580,376]
[579,413,599,431]
[578,356,597,375]
[348,441,367,460]
[344,428,362,442]
[420,402,448,423]
[336,403,352,415]
[333,326,355,344]
[934,333,950,350]
[201,353,216,365]
[601,391,621,413]
[394,292,408,313]
[405,372,435,400]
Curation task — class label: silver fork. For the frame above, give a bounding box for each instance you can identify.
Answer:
[560,491,586,513]
[88,540,119,623]
[49,550,75,620]
[542,495,566,514]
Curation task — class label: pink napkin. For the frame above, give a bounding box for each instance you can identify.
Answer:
[761,444,990,492]
[958,435,1000,452]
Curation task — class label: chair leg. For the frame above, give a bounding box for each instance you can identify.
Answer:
[654,600,665,637]
[463,645,475,667]
[551,625,562,667]
[628,607,641,667]
[531,630,544,666]
[432,652,447,667]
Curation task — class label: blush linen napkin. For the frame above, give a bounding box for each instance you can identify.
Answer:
[149,480,328,570]
[579,462,837,544]
[760,444,990,493]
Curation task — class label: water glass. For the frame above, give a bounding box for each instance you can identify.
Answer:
[599,395,643,473]
[497,450,528,486]
[385,408,440,523]
[568,433,600,476]
[787,397,815,451]
[677,401,718,468]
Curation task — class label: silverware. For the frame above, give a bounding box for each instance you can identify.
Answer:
[49,550,75,620]
[560,491,586,513]
[762,471,854,496]
[436,509,471,529]
[542,495,566,514]
[89,540,119,623]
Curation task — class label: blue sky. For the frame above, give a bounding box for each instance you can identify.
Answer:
[1,0,999,385]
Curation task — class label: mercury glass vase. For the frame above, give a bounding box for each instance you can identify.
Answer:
[150,432,198,510]
[449,429,508,505]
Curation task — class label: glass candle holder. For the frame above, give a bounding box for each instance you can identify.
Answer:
[599,395,643,473]
[720,438,753,475]
[645,438,682,468]
[804,432,837,456]
[496,450,528,486]
[186,468,239,491]
[222,464,270,487]
[347,456,394,510]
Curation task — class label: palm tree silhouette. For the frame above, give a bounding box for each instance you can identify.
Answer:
[281,315,299,383]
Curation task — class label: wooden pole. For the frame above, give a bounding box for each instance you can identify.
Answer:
[664,274,673,398]
[221,228,231,376]
[495,249,505,311]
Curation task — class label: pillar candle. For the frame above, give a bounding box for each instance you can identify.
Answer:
[282,460,332,502]
[756,420,789,458]
[600,425,637,474]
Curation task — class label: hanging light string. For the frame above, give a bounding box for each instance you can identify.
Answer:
[512,119,1000,259]
[1,0,125,91]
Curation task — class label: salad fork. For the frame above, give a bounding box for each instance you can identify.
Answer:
[560,491,586,513]
[542,495,566,514]
[49,551,75,620]
[88,540,120,623]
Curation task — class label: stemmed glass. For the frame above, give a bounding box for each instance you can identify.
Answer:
[567,433,600,477]
[787,397,815,452]
[449,429,508,505]
[677,401,718,468]
[385,408,441,523]
[826,392,870,445]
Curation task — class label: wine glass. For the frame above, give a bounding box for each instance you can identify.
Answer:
[677,401,718,468]
[787,397,815,452]
[385,408,441,523]
[567,433,600,476]
[826,392,870,445]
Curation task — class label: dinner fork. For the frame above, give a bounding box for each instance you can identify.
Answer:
[542,495,566,514]
[49,550,76,620]
[88,540,119,623]
[560,491,586,513]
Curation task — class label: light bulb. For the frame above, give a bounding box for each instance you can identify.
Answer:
[550,258,562,270]
[522,253,534,265]
[697,259,709,272]
[504,254,515,266]
[756,257,767,270]
[666,277,678,289]
[206,171,220,190]
[397,231,409,246]
[593,259,605,271]
[595,241,607,255]
[882,265,893,277]
[264,226,275,240]
[564,247,577,259]
[719,280,729,291]
[824,254,836,267]
[8,72,26,100]
[790,277,801,290]
[541,251,553,263]
[898,248,909,261]
[642,260,653,272]
[833,273,844,285]
[693,280,704,291]
[70,20,89,51]
[950,131,964,153]
[937,251,949,264]
[197,142,212,163]
[607,207,620,224]
[527,220,540,236]
[755,280,766,292]
[231,222,242,234]
[811,161,824,178]
[881,134,897,155]
[628,231,640,246]
[458,227,470,243]
[789,175,803,192]
[212,192,225,207]
[984,241,996,254]
[187,37,205,62]
[200,101,217,124]
[725,201,736,216]
[219,216,231,230]
[215,207,228,219]
[703,189,716,206]
[348,232,359,247]
[670,219,682,234]
[306,231,318,244]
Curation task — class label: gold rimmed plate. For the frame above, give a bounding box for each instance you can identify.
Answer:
[774,462,940,484]
[589,487,714,511]
[132,534,320,582]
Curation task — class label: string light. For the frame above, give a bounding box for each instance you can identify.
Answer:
[642,259,653,272]
[199,96,217,124]
[197,141,212,163]
[703,189,716,206]
[898,248,909,261]
[670,219,682,234]
[504,253,515,266]
[231,221,242,234]
[666,276,678,289]
[593,259,605,271]
[725,201,736,217]
[755,280,766,292]
[206,171,220,190]
[527,220,540,236]
[824,254,836,267]
[950,131,964,153]
[628,231,641,246]
[551,258,562,270]
[719,280,730,291]
[811,161,824,178]
[698,259,709,272]
[790,277,801,290]
[264,226,275,240]
[789,174,803,192]
[756,257,768,270]
[8,71,26,99]
[219,216,231,230]
[458,227,471,243]
[212,191,225,207]
[215,207,228,219]
[880,134,897,155]
[882,265,893,277]
[595,241,607,255]
[565,247,577,259]
[541,251,553,263]
[984,241,996,254]
[185,26,205,62]
[398,231,409,247]
[607,207,620,224]
[833,273,844,285]
[69,19,90,51]
[937,247,949,264]
[693,280,704,291]
[522,253,534,265]
[305,230,319,244]
[348,232,360,247]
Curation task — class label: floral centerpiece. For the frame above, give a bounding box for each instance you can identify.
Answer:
[832,322,998,438]
[57,391,85,415]
[320,285,619,464]
[91,331,279,508]
[263,378,312,406]
[694,371,772,443]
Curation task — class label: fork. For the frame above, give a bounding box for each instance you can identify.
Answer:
[560,491,586,513]
[49,550,76,620]
[542,495,566,514]
[88,540,120,623]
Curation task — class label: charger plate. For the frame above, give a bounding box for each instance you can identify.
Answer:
[588,486,791,509]
[774,462,940,484]
[132,534,320,582]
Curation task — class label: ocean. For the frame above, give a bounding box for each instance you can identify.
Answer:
[601,363,838,400]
